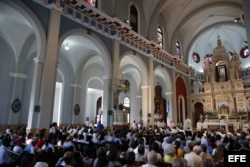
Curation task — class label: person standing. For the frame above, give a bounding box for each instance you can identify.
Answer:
[97,121,104,130]
[141,150,158,167]
[132,120,137,130]
[0,137,14,166]
[184,143,203,167]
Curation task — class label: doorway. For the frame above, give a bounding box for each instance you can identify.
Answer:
[194,102,204,126]
[95,97,102,123]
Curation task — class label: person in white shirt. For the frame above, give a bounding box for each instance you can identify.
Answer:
[132,120,137,130]
[184,143,203,167]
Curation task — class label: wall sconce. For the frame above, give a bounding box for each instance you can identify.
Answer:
[64,43,70,50]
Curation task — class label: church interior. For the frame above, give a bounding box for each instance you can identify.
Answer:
[0,0,250,133]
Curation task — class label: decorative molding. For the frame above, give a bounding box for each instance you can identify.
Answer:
[71,83,82,88]
[9,73,28,79]
[34,0,193,76]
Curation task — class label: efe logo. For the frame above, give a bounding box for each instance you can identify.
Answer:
[228,155,246,162]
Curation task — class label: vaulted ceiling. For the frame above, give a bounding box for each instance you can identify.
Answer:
[0,0,248,73]
[145,0,247,72]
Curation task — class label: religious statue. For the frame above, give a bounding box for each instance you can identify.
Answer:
[199,114,204,122]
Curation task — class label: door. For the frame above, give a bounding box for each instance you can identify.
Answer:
[194,102,204,126]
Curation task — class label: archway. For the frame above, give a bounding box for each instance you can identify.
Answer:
[194,102,204,126]
[96,97,102,123]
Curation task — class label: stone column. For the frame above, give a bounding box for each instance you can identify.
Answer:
[135,95,142,123]
[102,75,112,127]
[171,69,177,122]
[111,39,120,109]
[148,56,154,126]
[165,92,173,125]
[27,57,44,132]
[141,85,149,126]
[27,8,61,131]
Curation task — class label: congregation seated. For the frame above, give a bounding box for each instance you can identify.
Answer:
[0,121,249,167]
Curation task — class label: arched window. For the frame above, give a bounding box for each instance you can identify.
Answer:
[85,0,97,7]
[176,41,181,59]
[130,5,138,32]
[157,26,163,48]
[123,96,130,108]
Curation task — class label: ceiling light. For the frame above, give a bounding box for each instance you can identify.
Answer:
[233,18,240,22]
[124,19,130,23]
[64,43,70,50]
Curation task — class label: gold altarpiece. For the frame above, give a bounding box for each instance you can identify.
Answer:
[190,37,249,131]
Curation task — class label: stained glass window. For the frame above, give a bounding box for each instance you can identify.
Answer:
[84,0,97,7]
[176,41,181,59]
[124,96,130,107]
[130,5,138,32]
[157,26,163,48]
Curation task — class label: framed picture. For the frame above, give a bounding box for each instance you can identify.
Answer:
[11,97,22,113]
[192,52,200,63]
[74,104,80,115]
[240,46,249,58]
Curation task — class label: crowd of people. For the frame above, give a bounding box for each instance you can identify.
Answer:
[0,121,249,167]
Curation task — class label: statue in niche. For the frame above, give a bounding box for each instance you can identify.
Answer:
[199,114,204,122]
[218,66,226,82]
[220,104,228,114]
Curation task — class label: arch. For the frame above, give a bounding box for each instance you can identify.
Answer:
[176,76,188,122]
[147,0,171,42]
[7,0,46,60]
[86,76,104,89]
[120,51,148,86]
[154,65,172,93]
[53,69,65,124]
[58,28,111,78]
[170,2,242,61]
[85,76,104,123]
[0,38,16,123]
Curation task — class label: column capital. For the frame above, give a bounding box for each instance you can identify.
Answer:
[71,83,82,88]
[33,57,45,64]
[165,92,173,95]
[102,75,112,80]
[141,85,149,89]
[9,73,28,79]
[136,95,142,98]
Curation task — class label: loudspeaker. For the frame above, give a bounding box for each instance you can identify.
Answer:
[34,105,40,112]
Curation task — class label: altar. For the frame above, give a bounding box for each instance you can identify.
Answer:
[113,110,129,130]
[202,122,228,131]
